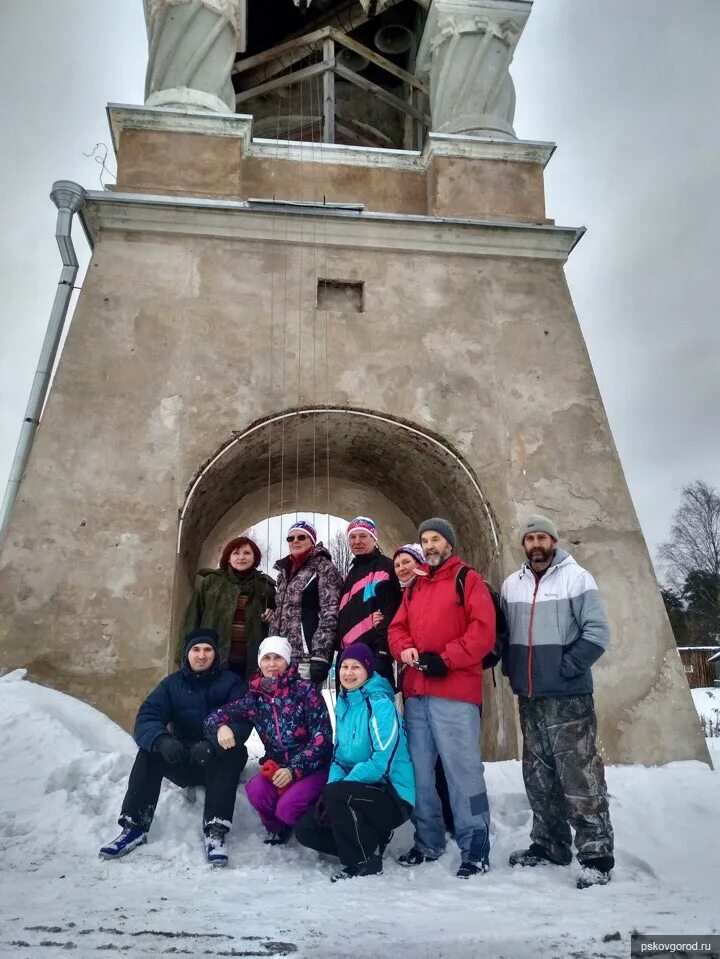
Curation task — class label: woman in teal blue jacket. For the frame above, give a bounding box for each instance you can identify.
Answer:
[295,642,415,882]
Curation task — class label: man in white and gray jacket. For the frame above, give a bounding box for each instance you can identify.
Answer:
[501,515,614,889]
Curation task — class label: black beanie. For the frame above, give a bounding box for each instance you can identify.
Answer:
[183,628,220,658]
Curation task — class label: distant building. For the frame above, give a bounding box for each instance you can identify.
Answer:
[678,647,720,689]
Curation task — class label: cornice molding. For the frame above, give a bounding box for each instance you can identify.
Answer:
[81,188,584,262]
[107,103,556,171]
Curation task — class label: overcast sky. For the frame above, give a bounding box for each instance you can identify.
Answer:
[0,0,718,568]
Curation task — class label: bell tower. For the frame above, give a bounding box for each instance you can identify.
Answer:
[0,0,708,766]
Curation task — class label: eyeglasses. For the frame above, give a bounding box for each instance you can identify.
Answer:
[286,534,309,543]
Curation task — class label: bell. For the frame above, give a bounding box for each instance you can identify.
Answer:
[374,24,413,57]
[336,47,370,74]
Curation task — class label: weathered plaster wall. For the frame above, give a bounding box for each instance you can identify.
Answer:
[114,128,547,222]
[0,221,706,765]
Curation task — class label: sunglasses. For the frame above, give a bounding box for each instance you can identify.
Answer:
[286,534,309,543]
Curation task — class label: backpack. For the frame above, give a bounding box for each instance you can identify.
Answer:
[407,565,507,672]
[453,566,508,671]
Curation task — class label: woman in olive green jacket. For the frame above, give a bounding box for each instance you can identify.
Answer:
[179,536,276,681]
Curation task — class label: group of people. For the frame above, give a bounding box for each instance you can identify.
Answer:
[100,512,615,888]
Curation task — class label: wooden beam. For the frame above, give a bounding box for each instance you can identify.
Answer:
[335,63,430,126]
[322,38,335,144]
[233,27,331,77]
[328,28,427,93]
[235,59,334,106]
[232,0,405,84]
[335,117,394,149]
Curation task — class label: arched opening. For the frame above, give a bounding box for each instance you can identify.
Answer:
[174,407,517,760]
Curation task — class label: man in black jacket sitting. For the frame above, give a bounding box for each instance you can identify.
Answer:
[335,516,402,684]
[99,628,250,867]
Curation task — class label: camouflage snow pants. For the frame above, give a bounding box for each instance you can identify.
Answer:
[518,694,614,866]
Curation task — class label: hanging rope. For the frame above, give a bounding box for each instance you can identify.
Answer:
[259,23,331,565]
[264,52,287,577]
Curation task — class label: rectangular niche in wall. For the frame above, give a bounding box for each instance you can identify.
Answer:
[317,279,364,313]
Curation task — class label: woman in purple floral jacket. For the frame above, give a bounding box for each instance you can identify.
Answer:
[205,636,332,845]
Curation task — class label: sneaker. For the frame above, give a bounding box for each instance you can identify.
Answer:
[509,843,566,868]
[99,824,147,860]
[457,860,489,879]
[397,845,440,868]
[330,857,382,882]
[576,865,612,889]
[205,825,228,867]
[263,827,292,846]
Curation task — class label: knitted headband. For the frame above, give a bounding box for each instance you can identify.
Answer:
[347,516,378,541]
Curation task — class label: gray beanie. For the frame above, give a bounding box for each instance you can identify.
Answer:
[520,514,559,545]
[418,517,457,550]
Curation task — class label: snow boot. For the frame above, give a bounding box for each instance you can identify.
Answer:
[205,825,229,867]
[330,856,383,882]
[99,823,148,860]
[457,860,489,879]
[397,845,440,867]
[576,855,613,889]
[509,843,567,868]
[263,827,292,846]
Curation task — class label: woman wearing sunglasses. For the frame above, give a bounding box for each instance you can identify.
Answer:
[267,521,342,684]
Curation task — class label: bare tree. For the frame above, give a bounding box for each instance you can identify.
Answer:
[658,481,720,643]
[329,528,353,580]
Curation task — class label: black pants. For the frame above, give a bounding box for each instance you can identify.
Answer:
[119,744,248,833]
[295,781,410,868]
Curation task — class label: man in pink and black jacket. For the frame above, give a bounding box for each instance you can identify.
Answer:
[335,516,402,685]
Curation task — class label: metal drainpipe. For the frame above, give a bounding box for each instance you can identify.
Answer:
[0,180,87,545]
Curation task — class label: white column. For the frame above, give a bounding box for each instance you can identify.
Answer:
[416,0,532,140]
[143,0,246,114]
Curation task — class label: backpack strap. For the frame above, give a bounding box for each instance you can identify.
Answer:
[455,565,471,607]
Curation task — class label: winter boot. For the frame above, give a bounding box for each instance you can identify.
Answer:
[457,860,489,879]
[509,843,567,868]
[205,824,229,867]
[263,827,292,846]
[330,856,383,882]
[99,823,148,860]
[576,855,613,889]
[397,845,440,867]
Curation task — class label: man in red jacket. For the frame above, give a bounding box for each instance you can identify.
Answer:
[388,518,496,878]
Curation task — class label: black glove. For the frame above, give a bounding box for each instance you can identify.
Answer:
[309,657,330,684]
[153,735,187,765]
[418,652,449,678]
[189,740,215,767]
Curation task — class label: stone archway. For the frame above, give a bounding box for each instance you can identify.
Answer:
[175,406,518,761]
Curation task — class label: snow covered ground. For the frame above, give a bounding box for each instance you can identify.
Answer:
[1,670,718,959]
[692,686,720,726]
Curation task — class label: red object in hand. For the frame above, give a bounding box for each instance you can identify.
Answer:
[261,759,290,795]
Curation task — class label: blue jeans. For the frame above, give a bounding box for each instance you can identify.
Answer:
[404,696,490,865]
